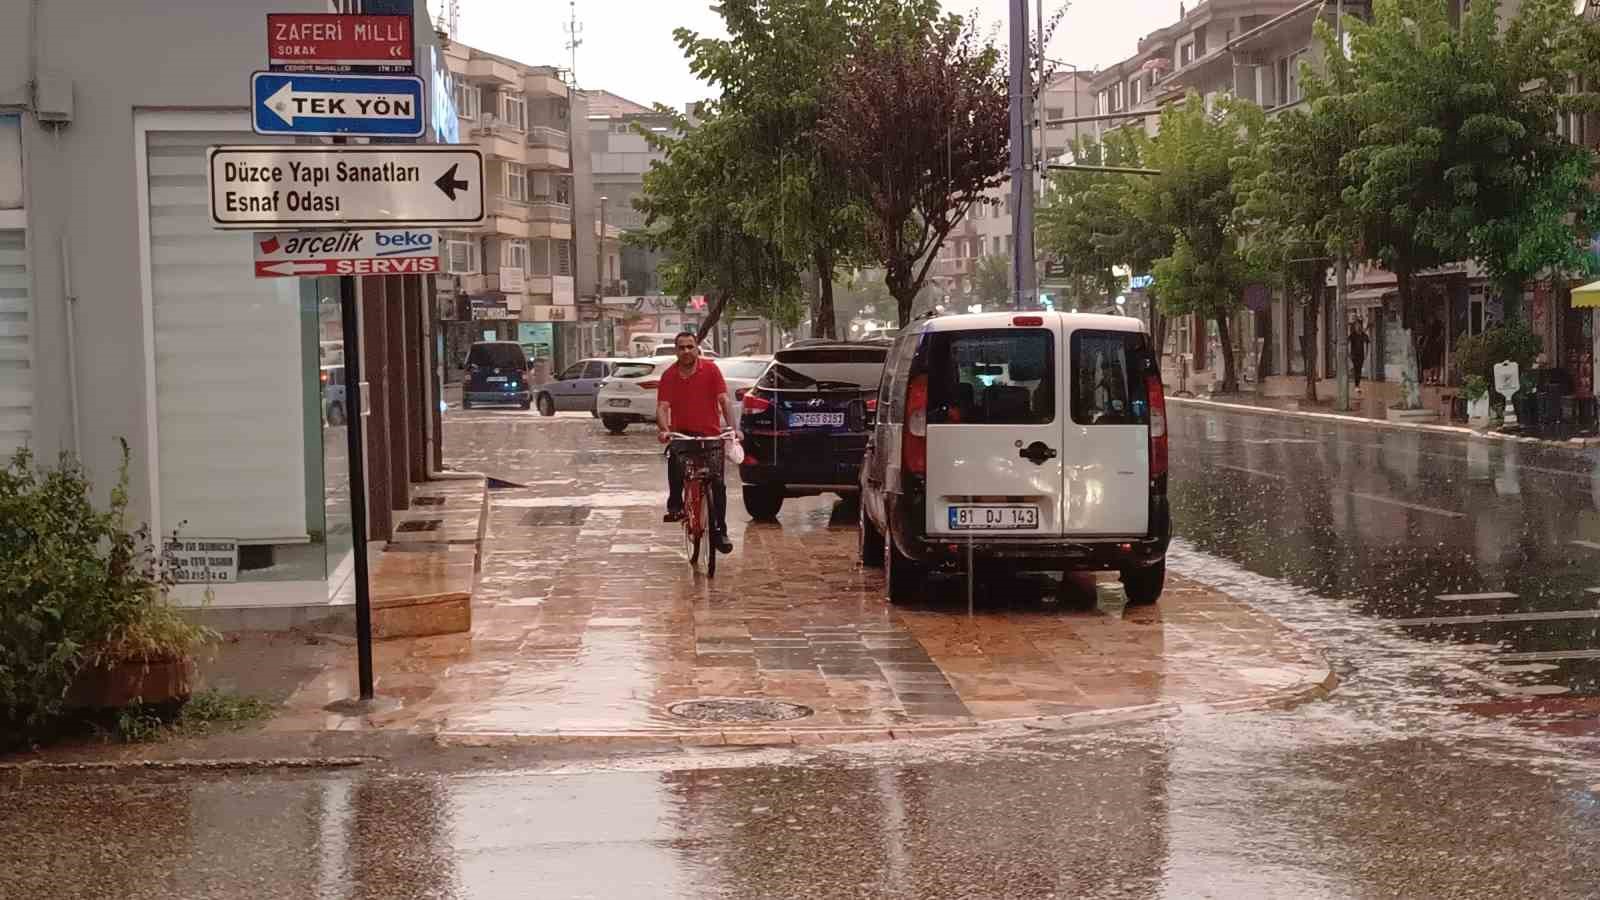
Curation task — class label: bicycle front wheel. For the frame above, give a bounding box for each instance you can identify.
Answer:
[684,480,703,566]
[703,488,717,577]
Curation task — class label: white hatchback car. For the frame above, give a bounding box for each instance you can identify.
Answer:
[596,357,674,433]
[858,311,1170,605]
[714,356,772,426]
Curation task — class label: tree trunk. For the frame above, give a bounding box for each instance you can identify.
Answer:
[1302,291,1321,403]
[812,247,838,340]
[1216,312,1238,394]
[696,290,731,343]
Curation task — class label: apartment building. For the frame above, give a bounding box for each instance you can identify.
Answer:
[587,90,683,298]
[438,43,601,374]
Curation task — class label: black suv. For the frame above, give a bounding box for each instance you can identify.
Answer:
[462,341,532,410]
[737,342,889,519]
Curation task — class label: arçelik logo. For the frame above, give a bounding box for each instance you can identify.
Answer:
[259,236,281,255]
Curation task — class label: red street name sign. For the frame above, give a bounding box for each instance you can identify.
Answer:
[255,257,440,278]
[267,14,413,74]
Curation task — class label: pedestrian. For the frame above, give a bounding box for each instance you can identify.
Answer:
[1348,320,1368,389]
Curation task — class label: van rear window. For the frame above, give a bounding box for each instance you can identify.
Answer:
[926,330,1054,425]
[467,343,527,369]
[1070,330,1150,425]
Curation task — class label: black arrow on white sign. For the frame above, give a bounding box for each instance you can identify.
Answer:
[434,164,470,201]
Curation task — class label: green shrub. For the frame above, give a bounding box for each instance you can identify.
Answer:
[0,441,213,741]
[1454,322,1542,386]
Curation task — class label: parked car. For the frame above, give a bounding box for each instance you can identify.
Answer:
[649,342,718,359]
[462,341,532,410]
[736,342,889,519]
[535,357,629,417]
[715,356,772,427]
[321,364,347,426]
[858,312,1170,605]
[595,357,674,433]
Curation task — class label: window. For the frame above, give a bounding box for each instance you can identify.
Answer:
[1275,51,1306,107]
[1071,331,1150,426]
[499,93,526,130]
[1046,106,1064,130]
[1111,82,1123,112]
[1128,79,1141,107]
[470,343,529,369]
[927,330,1054,425]
[583,361,606,379]
[1179,40,1195,67]
[759,347,888,391]
[993,236,1004,256]
[446,239,482,274]
[718,359,771,380]
[1098,90,1110,115]
[454,82,479,120]
[556,240,573,276]
[503,163,527,202]
[612,362,660,380]
[503,239,529,272]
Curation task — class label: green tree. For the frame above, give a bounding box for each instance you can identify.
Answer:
[632,114,806,338]
[815,7,1010,325]
[673,0,871,339]
[1144,96,1265,394]
[972,253,1011,308]
[1236,26,1362,402]
[1341,0,1595,406]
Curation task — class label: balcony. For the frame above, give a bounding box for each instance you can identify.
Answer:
[526,72,566,98]
[529,198,572,223]
[529,220,573,241]
[601,279,630,297]
[467,58,520,86]
[528,125,568,149]
[527,276,555,297]
[470,117,525,161]
[487,194,530,221]
[527,144,570,171]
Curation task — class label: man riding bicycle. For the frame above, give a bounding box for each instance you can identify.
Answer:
[657,331,742,554]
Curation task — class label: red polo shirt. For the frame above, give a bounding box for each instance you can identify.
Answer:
[658,358,727,436]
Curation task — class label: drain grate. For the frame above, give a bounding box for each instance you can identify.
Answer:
[522,506,591,527]
[668,698,814,723]
[395,519,443,533]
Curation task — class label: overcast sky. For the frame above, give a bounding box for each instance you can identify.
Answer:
[454,0,1180,112]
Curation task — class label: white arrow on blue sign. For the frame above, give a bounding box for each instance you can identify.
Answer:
[251,71,425,138]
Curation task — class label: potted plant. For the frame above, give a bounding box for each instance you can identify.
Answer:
[1,441,215,743]
[1462,375,1492,427]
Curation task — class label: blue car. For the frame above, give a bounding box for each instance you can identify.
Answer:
[462,342,532,410]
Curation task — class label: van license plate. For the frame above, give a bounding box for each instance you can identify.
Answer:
[949,505,1039,530]
[487,376,508,382]
[788,412,845,428]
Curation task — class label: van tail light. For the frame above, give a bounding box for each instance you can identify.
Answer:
[639,380,660,390]
[865,397,878,413]
[903,374,927,476]
[741,388,772,414]
[1146,372,1168,479]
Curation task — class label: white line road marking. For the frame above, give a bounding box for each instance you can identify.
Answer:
[1433,592,1519,602]
[1216,463,1287,480]
[1347,490,1466,519]
[1493,648,1600,663]
[1572,541,1600,551]
[1392,609,1599,626]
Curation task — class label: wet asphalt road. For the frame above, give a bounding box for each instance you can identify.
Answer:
[10,405,1600,899]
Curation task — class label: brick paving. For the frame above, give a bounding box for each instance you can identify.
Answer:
[250,412,1330,743]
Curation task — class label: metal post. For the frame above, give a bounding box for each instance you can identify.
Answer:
[341,274,376,701]
[597,195,608,296]
[1333,0,1350,412]
[1008,0,1036,310]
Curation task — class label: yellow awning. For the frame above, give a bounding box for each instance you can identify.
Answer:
[1573,280,1600,308]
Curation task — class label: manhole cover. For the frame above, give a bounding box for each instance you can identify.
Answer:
[668,698,814,723]
[522,506,591,526]
[395,518,443,533]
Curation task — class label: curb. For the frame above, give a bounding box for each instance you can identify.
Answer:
[1170,396,1600,448]
[0,756,373,773]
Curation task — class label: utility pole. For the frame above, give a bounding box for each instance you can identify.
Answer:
[598,195,608,296]
[1334,0,1351,412]
[1008,0,1036,310]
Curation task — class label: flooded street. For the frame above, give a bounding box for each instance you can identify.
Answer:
[10,405,1600,899]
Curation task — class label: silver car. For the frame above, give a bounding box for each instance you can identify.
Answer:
[534,358,630,417]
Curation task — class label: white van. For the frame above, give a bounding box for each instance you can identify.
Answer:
[857,311,1170,604]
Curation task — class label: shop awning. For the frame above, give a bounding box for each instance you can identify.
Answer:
[1572,279,1600,308]
[1343,287,1392,307]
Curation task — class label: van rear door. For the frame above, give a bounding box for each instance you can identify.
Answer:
[924,322,1066,537]
[1063,327,1151,536]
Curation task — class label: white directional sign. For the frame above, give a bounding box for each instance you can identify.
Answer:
[253,228,440,278]
[207,145,484,229]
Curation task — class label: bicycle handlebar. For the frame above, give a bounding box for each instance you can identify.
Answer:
[664,430,736,442]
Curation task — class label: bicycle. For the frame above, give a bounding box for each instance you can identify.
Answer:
[665,430,735,576]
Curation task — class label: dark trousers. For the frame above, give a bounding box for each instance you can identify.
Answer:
[667,446,728,538]
[1351,357,1364,387]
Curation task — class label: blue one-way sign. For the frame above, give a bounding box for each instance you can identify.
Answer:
[251,71,425,138]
